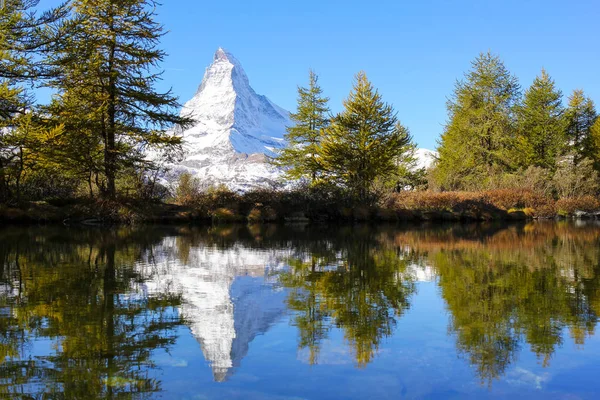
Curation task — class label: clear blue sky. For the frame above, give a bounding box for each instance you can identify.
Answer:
[41,0,600,149]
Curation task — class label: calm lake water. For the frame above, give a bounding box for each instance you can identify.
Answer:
[1,222,600,399]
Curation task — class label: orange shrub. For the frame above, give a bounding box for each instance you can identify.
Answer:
[555,196,600,216]
[390,191,477,211]
[482,189,552,210]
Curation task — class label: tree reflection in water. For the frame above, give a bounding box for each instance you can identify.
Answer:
[0,227,183,398]
[0,221,599,395]
[276,222,600,384]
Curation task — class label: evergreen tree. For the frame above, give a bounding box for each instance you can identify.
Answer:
[46,0,190,198]
[516,69,565,169]
[432,52,520,190]
[319,72,415,201]
[587,118,600,173]
[564,90,597,166]
[275,70,330,184]
[0,0,66,202]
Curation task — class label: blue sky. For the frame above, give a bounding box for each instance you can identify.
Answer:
[41,0,600,149]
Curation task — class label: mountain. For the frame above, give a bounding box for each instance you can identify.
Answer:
[162,48,437,190]
[164,48,290,190]
[414,148,437,170]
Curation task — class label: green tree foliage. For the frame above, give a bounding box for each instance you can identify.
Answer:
[320,72,415,201]
[564,90,597,166]
[275,70,330,184]
[516,69,565,169]
[590,118,600,172]
[432,52,521,190]
[45,0,190,198]
[0,1,66,202]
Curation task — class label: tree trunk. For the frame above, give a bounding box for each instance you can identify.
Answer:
[105,16,118,199]
[0,158,7,202]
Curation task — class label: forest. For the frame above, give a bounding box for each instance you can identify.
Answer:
[1,0,599,223]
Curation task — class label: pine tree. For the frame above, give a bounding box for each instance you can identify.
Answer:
[319,72,415,201]
[432,52,520,190]
[589,118,600,172]
[564,90,597,166]
[0,0,66,202]
[46,0,190,198]
[516,69,565,169]
[275,70,330,184]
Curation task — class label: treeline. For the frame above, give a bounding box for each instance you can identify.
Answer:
[1,1,598,221]
[0,0,188,204]
[267,52,600,219]
[276,53,600,201]
[431,52,600,197]
[273,70,422,202]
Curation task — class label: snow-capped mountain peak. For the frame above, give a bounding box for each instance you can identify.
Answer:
[167,48,290,190]
[161,49,436,191]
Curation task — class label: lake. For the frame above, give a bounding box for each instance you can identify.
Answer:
[1,222,600,399]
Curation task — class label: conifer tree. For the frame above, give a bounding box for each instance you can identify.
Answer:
[432,52,520,190]
[275,70,330,184]
[319,72,415,201]
[46,0,190,198]
[564,90,597,166]
[0,0,66,201]
[516,69,565,169]
[589,118,600,172]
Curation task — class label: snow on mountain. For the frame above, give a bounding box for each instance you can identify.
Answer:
[163,48,290,190]
[161,48,437,190]
[414,148,437,170]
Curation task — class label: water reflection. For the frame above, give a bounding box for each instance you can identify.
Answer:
[138,226,290,382]
[0,222,599,397]
[278,226,417,367]
[392,222,600,385]
[0,228,183,398]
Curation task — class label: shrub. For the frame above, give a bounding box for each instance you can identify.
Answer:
[483,189,552,211]
[212,207,243,222]
[553,158,600,199]
[175,172,201,206]
[247,206,278,222]
[556,196,600,216]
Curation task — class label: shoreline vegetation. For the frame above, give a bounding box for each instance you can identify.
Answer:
[1,187,599,224]
[1,2,599,225]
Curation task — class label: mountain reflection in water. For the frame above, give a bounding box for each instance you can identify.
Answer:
[0,222,599,398]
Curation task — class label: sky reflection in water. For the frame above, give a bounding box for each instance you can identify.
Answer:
[1,222,600,399]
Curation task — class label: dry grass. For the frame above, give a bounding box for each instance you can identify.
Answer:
[387,189,558,218]
[556,196,600,216]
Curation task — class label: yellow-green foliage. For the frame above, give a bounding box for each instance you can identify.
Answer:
[212,207,243,222]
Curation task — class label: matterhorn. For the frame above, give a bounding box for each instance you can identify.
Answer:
[164,48,291,190]
[162,48,436,190]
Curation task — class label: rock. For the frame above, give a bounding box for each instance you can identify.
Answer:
[507,210,528,220]
[574,210,592,219]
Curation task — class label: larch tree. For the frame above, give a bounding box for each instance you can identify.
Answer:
[516,69,565,170]
[319,72,415,202]
[564,90,597,166]
[275,70,330,184]
[0,0,66,202]
[432,52,521,190]
[46,0,190,198]
[588,118,600,173]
